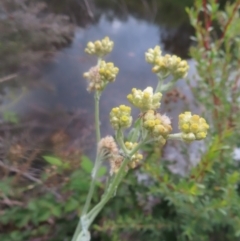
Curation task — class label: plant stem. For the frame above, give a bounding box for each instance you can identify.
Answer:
[81,90,102,215]
[94,91,101,143]
[116,130,129,155]
[71,89,102,241]
[87,159,127,225]
[72,153,132,241]
[168,133,183,140]
[71,222,82,241]
[155,79,162,94]
[82,155,102,216]
[87,142,143,225]
[155,73,168,93]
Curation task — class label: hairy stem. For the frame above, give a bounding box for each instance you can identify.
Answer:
[72,134,154,241]
[168,133,183,140]
[116,130,129,155]
[72,80,102,241]
[94,91,101,143]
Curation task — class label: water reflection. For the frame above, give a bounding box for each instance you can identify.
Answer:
[19,14,195,139]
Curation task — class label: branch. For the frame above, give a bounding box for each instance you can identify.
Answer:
[0,74,18,83]
[0,160,62,199]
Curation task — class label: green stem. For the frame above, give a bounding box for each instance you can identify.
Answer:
[87,141,143,225]
[160,82,174,92]
[155,79,162,94]
[155,73,168,93]
[94,91,101,143]
[155,74,178,94]
[73,140,145,241]
[72,142,144,241]
[71,88,102,241]
[81,90,102,215]
[71,222,82,241]
[116,130,130,155]
[71,156,102,241]
[82,154,102,215]
[168,133,183,140]
[127,118,141,143]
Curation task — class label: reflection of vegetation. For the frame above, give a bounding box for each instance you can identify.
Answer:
[0,0,75,129]
[0,0,74,76]
[95,0,194,26]
[46,0,194,27]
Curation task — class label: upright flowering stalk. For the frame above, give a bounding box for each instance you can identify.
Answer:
[83,36,118,141]
[71,40,209,241]
[71,37,119,241]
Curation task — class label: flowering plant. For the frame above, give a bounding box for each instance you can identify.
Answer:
[71,37,209,241]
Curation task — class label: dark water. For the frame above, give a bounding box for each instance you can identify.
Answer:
[12,1,202,170]
[19,13,195,128]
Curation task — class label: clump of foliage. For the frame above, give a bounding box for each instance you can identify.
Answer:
[0,0,74,76]
[0,112,94,241]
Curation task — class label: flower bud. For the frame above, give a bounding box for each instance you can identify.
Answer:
[125,142,143,169]
[146,46,189,78]
[109,105,132,130]
[85,36,114,57]
[145,46,162,64]
[179,112,209,142]
[127,87,162,111]
[99,61,119,82]
[143,111,172,146]
[83,61,119,92]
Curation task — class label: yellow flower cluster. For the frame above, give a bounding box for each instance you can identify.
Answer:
[99,61,119,82]
[125,142,143,169]
[109,105,132,130]
[143,110,172,146]
[145,46,189,78]
[145,46,162,64]
[178,112,209,142]
[127,87,162,112]
[85,36,114,57]
[83,61,119,92]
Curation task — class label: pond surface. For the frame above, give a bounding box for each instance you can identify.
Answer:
[22,14,195,124]
[15,1,201,170]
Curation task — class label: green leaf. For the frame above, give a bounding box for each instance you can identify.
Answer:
[219,208,227,216]
[188,196,195,203]
[235,229,240,237]
[51,206,62,217]
[81,155,93,173]
[28,201,37,211]
[3,111,19,124]
[16,214,31,228]
[70,170,89,191]
[38,211,51,222]
[0,181,11,195]
[43,156,63,167]
[64,198,79,212]
[97,166,107,177]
